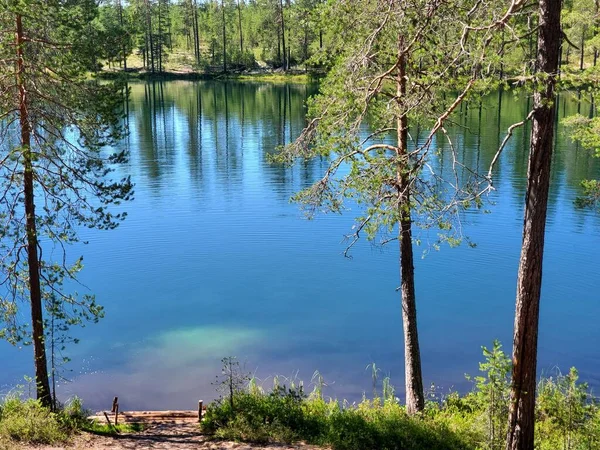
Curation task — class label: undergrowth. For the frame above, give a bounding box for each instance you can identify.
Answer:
[0,396,68,445]
[0,392,136,447]
[202,344,600,450]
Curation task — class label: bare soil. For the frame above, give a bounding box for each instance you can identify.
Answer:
[26,411,322,450]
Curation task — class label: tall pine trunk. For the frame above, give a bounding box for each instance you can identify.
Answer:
[594,1,599,66]
[237,0,243,56]
[222,0,227,73]
[16,13,51,409]
[145,0,155,73]
[193,0,200,64]
[117,0,127,71]
[396,36,424,415]
[277,27,281,64]
[505,1,561,449]
[157,0,163,73]
[580,26,586,71]
[279,0,287,70]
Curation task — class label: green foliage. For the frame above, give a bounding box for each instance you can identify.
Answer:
[96,0,327,73]
[561,0,599,71]
[212,356,251,410]
[57,396,90,432]
[95,1,134,68]
[563,109,600,211]
[276,0,513,255]
[465,340,511,450]
[203,387,473,449]
[0,392,141,446]
[564,114,600,156]
[536,368,600,450]
[327,402,474,450]
[204,348,600,450]
[0,0,133,390]
[228,48,257,69]
[0,393,92,444]
[203,385,326,444]
[575,179,600,210]
[0,396,67,444]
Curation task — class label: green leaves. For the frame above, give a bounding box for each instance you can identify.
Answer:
[537,367,599,448]
[563,109,600,211]
[0,1,132,377]
[277,0,508,256]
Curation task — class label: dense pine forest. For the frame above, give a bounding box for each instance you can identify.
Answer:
[92,0,600,76]
[93,0,327,73]
[1,1,600,450]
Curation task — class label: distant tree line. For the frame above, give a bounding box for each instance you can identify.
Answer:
[93,0,326,73]
[89,0,600,75]
[1,1,600,450]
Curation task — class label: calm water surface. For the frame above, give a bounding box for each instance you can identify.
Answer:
[1,81,599,410]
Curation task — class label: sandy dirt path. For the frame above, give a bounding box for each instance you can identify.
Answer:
[31,412,322,450]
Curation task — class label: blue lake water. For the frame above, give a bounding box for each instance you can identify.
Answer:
[1,81,599,411]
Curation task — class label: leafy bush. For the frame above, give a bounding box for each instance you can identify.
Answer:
[203,347,600,450]
[464,340,511,450]
[0,393,107,445]
[203,386,476,449]
[229,49,256,70]
[203,384,327,444]
[536,368,600,450]
[0,396,67,444]
[326,402,474,450]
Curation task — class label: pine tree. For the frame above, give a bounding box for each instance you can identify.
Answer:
[277,0,512,414]
[0,0,133,407]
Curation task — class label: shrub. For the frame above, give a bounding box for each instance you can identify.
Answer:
[325,402,476,450]
[536,367,600,450]
[203,346,600,450]
[0,393,112,445]
[203,384,327,444]
[0,396,67,444]
[203,386,476,449]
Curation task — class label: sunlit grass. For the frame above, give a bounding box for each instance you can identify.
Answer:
[82,421,144,436]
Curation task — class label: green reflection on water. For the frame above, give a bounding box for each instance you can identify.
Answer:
[136,326,264,369]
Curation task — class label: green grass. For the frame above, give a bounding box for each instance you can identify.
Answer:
[202,345,600,450]
[202,388,477,450]
[0,394,142,447]
[95,46,321,84]
[229,72,313,84]
[94,68,316,84]
[203,388,600,450]
[0,397,68,445]
[83,421,144,436]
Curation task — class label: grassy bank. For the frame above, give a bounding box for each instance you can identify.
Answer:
[203,347,600,450]
[3,344,599,449]
[0,394,134,449]
[203,392,475,450]
[96,50,321,84]
[95,69,318,84]
[203,388,600,450]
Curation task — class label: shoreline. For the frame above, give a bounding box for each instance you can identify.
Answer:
[94,68,323,84]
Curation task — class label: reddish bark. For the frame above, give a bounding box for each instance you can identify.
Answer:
[16,13,51,408]
[506,1,561,448]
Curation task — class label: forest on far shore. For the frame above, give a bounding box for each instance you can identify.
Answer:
[1,1,600,449]
[93,0,600,75]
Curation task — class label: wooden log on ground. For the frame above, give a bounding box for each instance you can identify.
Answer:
[88,410,199,425]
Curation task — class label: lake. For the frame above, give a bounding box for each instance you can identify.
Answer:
[1,81,599,411]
